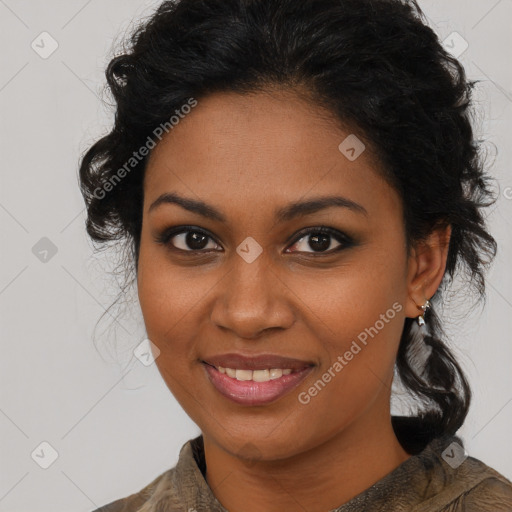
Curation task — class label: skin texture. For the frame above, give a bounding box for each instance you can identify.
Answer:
[136,89,452,512]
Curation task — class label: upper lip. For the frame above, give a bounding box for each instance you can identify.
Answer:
[202,353,314,371]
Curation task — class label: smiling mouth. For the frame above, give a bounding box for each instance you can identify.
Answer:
[202,362,305,382]
[201,361,314,406]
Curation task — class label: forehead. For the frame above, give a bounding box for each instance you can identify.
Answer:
[143,90,401,223]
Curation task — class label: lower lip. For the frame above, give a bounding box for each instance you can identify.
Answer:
[202,363,314,406]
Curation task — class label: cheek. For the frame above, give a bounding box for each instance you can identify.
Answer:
[290,254,406,344]
[136,247,195,367]
[137,238,208,338]
[295,303,405,440]
[290,259,406,411]
[137,257,210,412]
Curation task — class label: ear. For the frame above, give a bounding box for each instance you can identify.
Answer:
[404,223,452,320]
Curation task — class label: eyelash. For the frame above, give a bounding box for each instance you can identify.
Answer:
[154,225,354,256]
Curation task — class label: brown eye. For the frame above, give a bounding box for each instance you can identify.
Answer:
[285,227,353,255]
[170,231,220,251]
[155,225,353,256]
[155,226,222,253]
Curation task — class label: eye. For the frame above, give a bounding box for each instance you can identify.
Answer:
[155,226,221,252]
[154,225,353,255]
[285,227,351,255]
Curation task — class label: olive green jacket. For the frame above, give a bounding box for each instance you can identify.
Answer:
[91,418,512,511]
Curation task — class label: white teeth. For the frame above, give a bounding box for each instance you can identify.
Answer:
[216,366,295,382]
[253,369,270,382]
[270,369,282,379]
[235,369,253,381]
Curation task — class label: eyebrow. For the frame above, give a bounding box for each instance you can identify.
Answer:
[148,192,368,222]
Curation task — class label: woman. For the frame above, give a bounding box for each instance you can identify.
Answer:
[80,0,512,510]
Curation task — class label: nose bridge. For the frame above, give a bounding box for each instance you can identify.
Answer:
[210,244,294,337]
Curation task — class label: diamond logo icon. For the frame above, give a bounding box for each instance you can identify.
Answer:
[236,237,263,263]
[31,441,59,469]
[134,338,161,366]
[32,237,58,263]
[441,441,468,469]
[442,31,468,59]
[338,134,366,161]
[31,31,59,59]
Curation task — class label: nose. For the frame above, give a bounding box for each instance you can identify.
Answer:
[210,252,295,339]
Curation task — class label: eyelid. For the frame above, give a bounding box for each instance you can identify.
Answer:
[155,225,353,254]
[154,225,222,253]
[285,226,352,253]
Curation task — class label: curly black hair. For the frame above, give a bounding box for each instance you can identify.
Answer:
[78,0,498,444]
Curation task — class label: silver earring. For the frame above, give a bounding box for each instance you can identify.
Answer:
[417,299,431,326]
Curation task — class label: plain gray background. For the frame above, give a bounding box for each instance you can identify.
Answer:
[1,1,511,510]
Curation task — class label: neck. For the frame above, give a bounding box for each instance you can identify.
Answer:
[203,406,411,512]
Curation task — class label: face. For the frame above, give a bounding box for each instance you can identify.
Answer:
[137,89,413,461]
